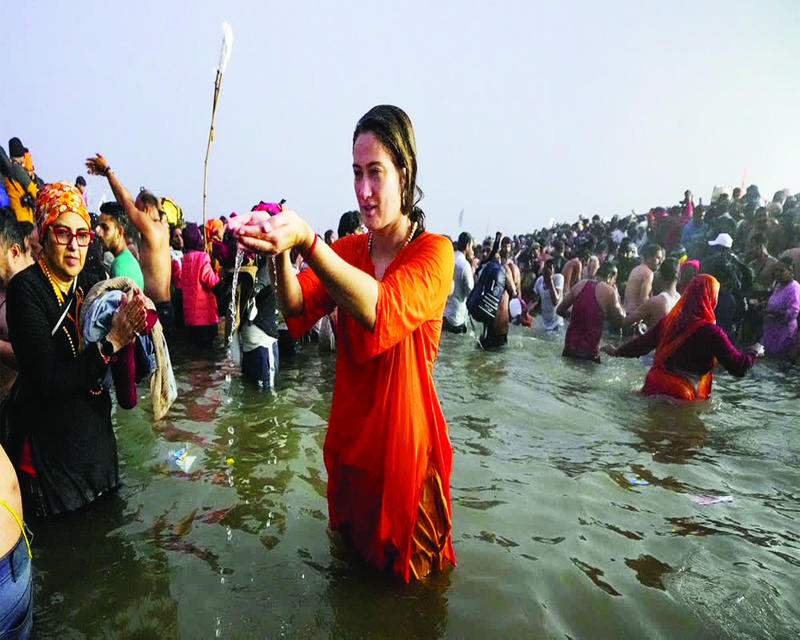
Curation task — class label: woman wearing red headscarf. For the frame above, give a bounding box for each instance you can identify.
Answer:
[604,274,763,400]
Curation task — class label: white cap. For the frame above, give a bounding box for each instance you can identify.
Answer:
[708,233,733,248]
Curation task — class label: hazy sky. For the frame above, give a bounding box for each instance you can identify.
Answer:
[4,1,799,236]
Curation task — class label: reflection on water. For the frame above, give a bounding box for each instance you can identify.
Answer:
[26,328,800,638]
[33,495,179,638]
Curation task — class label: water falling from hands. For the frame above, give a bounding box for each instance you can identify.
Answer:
[226,248,245,354]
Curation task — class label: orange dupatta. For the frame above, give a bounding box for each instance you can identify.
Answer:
[642,274,720,400]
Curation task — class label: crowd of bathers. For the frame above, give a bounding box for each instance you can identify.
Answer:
[442,185,800,363]
[1,129,797,637]
[2,135,798,387]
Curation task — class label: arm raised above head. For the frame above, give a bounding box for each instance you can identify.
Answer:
[86,154,156,236]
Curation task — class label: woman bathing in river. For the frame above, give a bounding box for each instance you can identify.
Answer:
[228,105,456,582]
[604,274,763,400]
[4,182,147,518]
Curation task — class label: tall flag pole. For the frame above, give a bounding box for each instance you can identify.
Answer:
[202,22,233,244]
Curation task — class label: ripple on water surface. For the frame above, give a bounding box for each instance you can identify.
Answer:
[28,327,800,638]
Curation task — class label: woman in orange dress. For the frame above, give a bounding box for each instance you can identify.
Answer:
[229,105,455,582]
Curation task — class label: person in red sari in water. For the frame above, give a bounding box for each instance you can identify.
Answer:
[228,105,455,582]
[604,274,763,399]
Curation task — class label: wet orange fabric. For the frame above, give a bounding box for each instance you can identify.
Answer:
[286,231,456,582]
[641,366,713,400]
[642,274,719,400]
[409,465,452,580]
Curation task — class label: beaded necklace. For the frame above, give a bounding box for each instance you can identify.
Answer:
[39,258,102,395]
[367,220,418,256]
[38,258,81,358]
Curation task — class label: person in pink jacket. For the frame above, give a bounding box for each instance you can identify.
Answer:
[181,223,220,346]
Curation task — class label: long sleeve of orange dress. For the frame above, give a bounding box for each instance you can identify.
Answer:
[286,231,456,582]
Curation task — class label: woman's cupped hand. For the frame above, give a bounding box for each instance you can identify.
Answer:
[227,209,313,256]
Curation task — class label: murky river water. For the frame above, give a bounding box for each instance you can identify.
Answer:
[29,327,800,638]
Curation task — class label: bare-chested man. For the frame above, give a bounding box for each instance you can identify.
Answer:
[622,257,680,333]
[623,243,664,314]
[561,247,590,292]
[86,154,175,337]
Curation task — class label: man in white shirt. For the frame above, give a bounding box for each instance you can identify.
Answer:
[443,232,474,333]
[533,259,565,332]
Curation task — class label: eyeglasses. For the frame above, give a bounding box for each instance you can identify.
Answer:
[51,225,95,247]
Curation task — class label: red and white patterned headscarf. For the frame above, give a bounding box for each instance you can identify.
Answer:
[35,181,90,238]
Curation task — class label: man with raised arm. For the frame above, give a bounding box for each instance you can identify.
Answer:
[85,154,175,338]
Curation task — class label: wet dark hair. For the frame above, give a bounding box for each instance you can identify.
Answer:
[183,222,204,252]
[353,105,424,229]
[596,261,617,281]
[659,257,679,283]
[137,189,160,214]
[669,245,686,258]
[642,244,662,259]
[778,256,795,272]
[457,231,472,252]
[749,232,767,247]
[0,207,28,252]
[99,201,129,234]
[337,210,362,238]
[75,175,86,187]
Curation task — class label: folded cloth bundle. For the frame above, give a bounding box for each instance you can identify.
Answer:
[80,277,177,420]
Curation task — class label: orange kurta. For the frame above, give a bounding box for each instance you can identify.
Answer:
[286,231,456,582]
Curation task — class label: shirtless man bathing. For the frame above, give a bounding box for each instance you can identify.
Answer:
[86,153,175,338]
[623,243,664,315]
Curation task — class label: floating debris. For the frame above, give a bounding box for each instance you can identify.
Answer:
[169,447,197,473]
[691,495,733,506]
